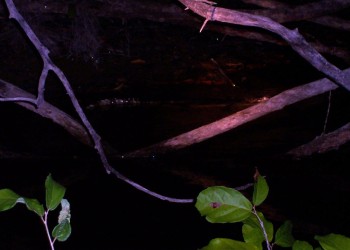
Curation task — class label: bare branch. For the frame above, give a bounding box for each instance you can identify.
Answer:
[1,0,348,61]
[0,77,93,146]
[241,0,350,31]
[125,69,350,158]
[244,0,350,23]
[288,122,350,158]
[178,0,350,91]
[2,0,193,203]
[0,96,37,105]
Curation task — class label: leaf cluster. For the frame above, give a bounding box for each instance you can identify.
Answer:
[195,175,350,250]
[0,174,71,246]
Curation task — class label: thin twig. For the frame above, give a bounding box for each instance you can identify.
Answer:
[41,211,55,250]
[210,58,236,87]
[252,206,272,250]
[0,97,37,105]
[322,90,332,134]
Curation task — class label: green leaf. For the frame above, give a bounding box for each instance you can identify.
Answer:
[0,189,20,212]
[242,224,263,250]
[45,174,66,211]
[252,176,269,206]
[275,220,295,247]
[201,238,258,250]
[52,219,71,242]
[23,197,45,217]
[242,212,273,249]
[292,240,313,250]
[195,186,253,223]
[315,233,350,250]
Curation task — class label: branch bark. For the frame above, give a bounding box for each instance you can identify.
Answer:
[243,0,350,24]
[125,69,350,158]
[177,0,350,91]
[1,0,350,201]
[241,0,350,31]
[1,0,348,61]
[288,122,350,158]
[0,78,93,147]
[1,0,193,203]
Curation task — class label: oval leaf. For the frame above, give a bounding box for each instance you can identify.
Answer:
[242,224,263,250]
[45,174,66,211]
[201,238,258,250]
[315,233,350,250]
[275,220,295,247]
[195,186,253,223]
[292,240,313,250]
[252,176,269,206]
[23,197,45,217]
[0,189,20,212]
[52,219,71,242]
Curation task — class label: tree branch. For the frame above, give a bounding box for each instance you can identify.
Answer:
[177,0,350,91]
[241,0,350,32]
[125,69,350,158]
[243,0,350,24]
[2,1,348,61]
[0,78,92,146]
[288,122,350,158]
[2,0,193,203]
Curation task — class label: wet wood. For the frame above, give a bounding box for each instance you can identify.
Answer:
[125,69,350,158]
[288,122,350,158]
[1,0,348,61]
[177,0,350,91]
[0,78,92,147]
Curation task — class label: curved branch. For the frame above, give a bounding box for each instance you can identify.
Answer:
[0,78,93,146]
[177,0,350,91]
[2,0,348,61]
[2,0,193,203]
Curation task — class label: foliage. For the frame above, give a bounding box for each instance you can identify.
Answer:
[195,172,350,250]
[0,174,71,250]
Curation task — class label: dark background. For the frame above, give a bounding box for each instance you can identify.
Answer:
[1,0,350,249]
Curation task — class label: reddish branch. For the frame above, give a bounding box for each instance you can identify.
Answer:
[288,122,350,158]
[1,1,348,61]
[0,78,92,146]
[177,0,350,91]
[125,71,349,158]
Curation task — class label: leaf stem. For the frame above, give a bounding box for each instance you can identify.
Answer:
[41,211,55,250]
[252,206,272,250]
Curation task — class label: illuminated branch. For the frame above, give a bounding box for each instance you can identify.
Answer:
[177,0,350,91]
[125,69,350,158]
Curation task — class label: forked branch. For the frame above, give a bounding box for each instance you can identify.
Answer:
[1,0,193,203]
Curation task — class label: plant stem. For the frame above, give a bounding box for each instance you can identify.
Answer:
[252,206,272,250]
[41,211,55,250]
